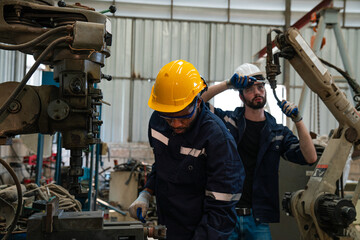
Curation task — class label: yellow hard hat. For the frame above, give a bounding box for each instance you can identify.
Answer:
[148,60,206,113]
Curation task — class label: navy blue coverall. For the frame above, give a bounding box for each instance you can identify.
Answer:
[145,101,245,240]
[208,105,309,223]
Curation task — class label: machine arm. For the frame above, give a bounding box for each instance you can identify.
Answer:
[270,27,360,239]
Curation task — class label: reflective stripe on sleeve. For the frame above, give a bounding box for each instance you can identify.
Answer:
[151,129,169,146]
[205,190,241,201]
[271,135,284,142]
[180,147,206,157]
[289,143,299,149]
[224,116,237,129]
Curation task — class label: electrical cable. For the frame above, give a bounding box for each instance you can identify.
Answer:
[319,57,360,94]
[99,166,111,181]
[125,162,140,185]
[272,88,281,103]
[0,158,22,240]
[319,57,360,111]
[25,183,81,211]
[340,174,344,198]
[0,36,73,120]
[0,25,71,50]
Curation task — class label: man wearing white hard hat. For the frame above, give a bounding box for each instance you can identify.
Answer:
[202,63,317,239]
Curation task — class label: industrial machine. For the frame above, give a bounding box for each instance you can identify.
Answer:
[26,197,165,240]
[0,0,111,195]
[0,1,166,239]
[266,27,360,240]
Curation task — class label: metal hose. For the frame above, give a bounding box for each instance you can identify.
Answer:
[0,25,72,50]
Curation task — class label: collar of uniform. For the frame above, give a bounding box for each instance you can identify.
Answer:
[233,106,245,121]
[233,106,282,131]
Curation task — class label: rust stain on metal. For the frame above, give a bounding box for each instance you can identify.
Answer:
[131,72,141,79]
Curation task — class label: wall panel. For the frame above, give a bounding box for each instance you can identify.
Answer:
[93,17,360,142]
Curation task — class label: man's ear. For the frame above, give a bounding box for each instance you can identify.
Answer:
[196,97,202,107]
[239,92,244,102]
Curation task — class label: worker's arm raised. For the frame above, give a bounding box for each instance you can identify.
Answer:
[201,74,256,102]
[201,80,229,102]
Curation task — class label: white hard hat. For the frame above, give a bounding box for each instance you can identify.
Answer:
[234,63,265,79]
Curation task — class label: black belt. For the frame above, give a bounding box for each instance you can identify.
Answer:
[235,208,251,216]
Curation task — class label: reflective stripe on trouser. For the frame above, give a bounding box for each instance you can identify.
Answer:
[228,213,272,240]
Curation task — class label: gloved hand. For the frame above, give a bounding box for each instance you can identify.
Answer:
[278,100,302,122]
[227,73,257,89]
[128,190,152,222]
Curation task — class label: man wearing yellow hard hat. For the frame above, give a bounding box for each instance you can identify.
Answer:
[129,59,245,240]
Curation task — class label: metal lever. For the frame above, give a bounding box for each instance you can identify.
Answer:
[101,73,112,81]
[100,5,117,14]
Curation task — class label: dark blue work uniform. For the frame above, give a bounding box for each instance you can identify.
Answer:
[208,105,309,223]
[145,101,245,240]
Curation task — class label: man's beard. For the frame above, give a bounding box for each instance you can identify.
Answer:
[244,94,267,109]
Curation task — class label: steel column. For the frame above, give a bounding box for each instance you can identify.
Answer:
[54,132,62,184]
[93,104,102,211]
[35,134,44,185]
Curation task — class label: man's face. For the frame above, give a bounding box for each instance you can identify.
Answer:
[158,98,200,134]
[240,82,266,109]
